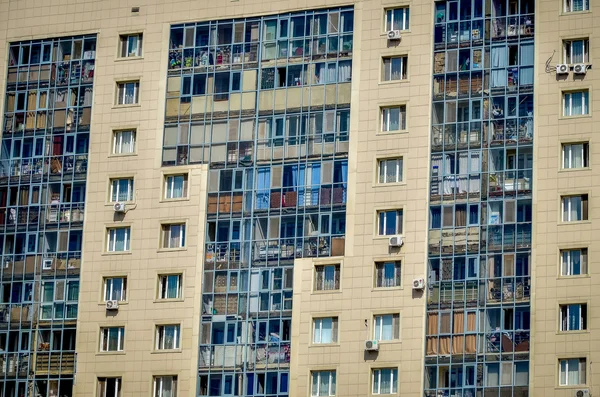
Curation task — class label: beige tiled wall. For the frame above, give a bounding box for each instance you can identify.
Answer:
[533,2,600,396]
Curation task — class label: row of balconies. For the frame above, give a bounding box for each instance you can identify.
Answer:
[428,225,532,255]
[0,155,88,183]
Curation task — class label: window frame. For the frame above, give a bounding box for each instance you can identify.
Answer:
[560,248,587,276]
[312,317,339,344]
[110,177,135,202]
[559,358,586,386]
[314,264,341,291]
[164,174,189,200]
[373,314,400,341]
[374,261,402,288]
[112,130,136,155]
[99,327,125,352]
[381,106,407,132]
[103,277,127,302]
[561,194,588,222]
[97,377,122,397]
[562,142,589,169]
[115,81,140,105]
[382,56,408,82]
[153,376,178,397]
[563,0,589,13]
[106,227,131,252]
[158,274,183,300]
[384,7,410,31]
[378,158,404,184]
[161,223,186,249]
[155,324,181,350]
[119,33,143,58]
[377,209,403,236]
[563,38,589,64]
[559,303,587,331]
[372,368,398,395]
[563,90,589,117]
[311,370,336,397]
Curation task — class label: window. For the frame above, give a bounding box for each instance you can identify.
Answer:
[381,106,406,132]
[156,325,180,350]
[374,314,400,341]
[563,90,589,116]
[564,0,589,12]
[158,274,182,300]
[113,130,136,154]
[561,194,588,222]
[311,371,336,397]
[378,158,403,183]
[385,7,410,31]
[154,376,177,397]
[97,377,121,397]
[40,280,79,320]
[314,264,340,291]
[100,327,125,352]
[561,248,587,276]
[164,174,188,199]
[563,39,589,64]
[107,227,130,252]
[110,178,134,202]
[375,261,401,288]
[382,56,408,81]
[119,34,142,57]
[313,317,338,344]
[377,210,403,235]
[116,81,139,105]
[560,304,587,331]
[104,277,127,301]
[562,143,589,169]
[161,224,186,249]
[372,368,398,395]
[559,358,586,386]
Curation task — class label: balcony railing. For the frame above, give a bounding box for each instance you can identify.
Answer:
[35,352,75,374]
[0,155,88,183]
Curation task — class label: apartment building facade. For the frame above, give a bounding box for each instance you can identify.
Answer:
[0,0,596,396]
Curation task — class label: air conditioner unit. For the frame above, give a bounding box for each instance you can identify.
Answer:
[573,64,587,74]
[413,278,425,290]
[388,236,403,247]
[113,203,126,213]
[556,64,569,74]
[105,300,119,310]
[387,30,401,40]
[364,340,379,351]
[575,389,589,397]
[42,258,53,270]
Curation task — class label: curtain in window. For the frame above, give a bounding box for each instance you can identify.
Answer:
[439,312,451,354]
[568,305,581,330]
[452,311,465,354]
[159,377,174,397]
[324,266,335,290]
[167,275,179,299]
[172,176,184,197]
[42,283,54,302]
[382,315,394,340]
[571,0,586,11]
[67,281,79,301]
[426,313,438,355]
[379,369,392,394]
[114,228,127,251]
[465,312,477,353]
[108,329,120,351]
[491,46,508,87]
[338,61,352,82]
[321,318,333,343]
[571,40,585,62]
[571,250,581,274]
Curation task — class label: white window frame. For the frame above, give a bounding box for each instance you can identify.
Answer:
[107,227,131,252]
[110,178,134,202]
[164,174,188,199]
[381,106,406,132]
[314,264,340,291]
[153,376,178,397]
[382,56,408,81]
[561,248,586,276]
[155,324,181,350]
[373,314,400,341]
[378,158,403,183]
[562,142,588,169]
[385,7,410,31]
[563,39,589,64]
[564,0,589,12]
[561,195,587,222]
[162,224,186,249]
[375,261,401,288]
[158,274,182,300]
[377,210,403,235]
[311,371,336,397]
[559,358,586,386]
[119,34,143,58]
[113,130,136,155]
[103,277,127,302]
[372,368,398,395]
[313,317,338,344]
[560,304,586,331]
[100,327,125,352]
[116,81,140,105]
[563,90,589,116]
[98,377,122,397]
